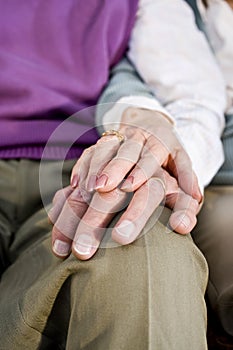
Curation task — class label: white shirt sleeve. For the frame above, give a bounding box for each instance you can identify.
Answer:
[127,0,227,189]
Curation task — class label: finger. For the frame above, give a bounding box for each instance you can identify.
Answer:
[112,177,165,245]
[169,149,202,203]
[85,135,120,192]
[52,187,89,258]
[95,128,145,192]
[70,146,95,188]
[48,186,73,224]
[166,190,200,234]
[120,135,169,191]
[72,189,129,260]
[149,169,198,234]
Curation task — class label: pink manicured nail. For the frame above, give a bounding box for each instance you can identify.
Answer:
[95,174,108,189]
[71,174,79,188]
[87,175,97,192]
[53,239,71,256]
[74,234,93,255]
[120,176,134,191]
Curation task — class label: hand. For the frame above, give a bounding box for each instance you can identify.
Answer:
[50,107,202,260]
[50,169,200,261]
[71,107,202,203]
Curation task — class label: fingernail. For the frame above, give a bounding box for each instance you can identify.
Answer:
[53,239,71,256]
[120,176,134,191]
[95,174,108,190]
[87,174,97,192]
[115,220,135,238]
[71,174,79,188]
[177,214,190,228]
[74,234,93,255]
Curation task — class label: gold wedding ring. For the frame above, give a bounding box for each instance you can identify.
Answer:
[101,129,125,143]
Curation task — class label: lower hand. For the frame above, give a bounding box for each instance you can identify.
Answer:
[50,170,200,261]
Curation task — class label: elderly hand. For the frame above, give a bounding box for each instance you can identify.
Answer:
[71,107,202,201]
[50,169,200,260]
[50,107,202,260]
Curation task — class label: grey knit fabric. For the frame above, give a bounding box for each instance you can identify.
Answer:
[183,0,208,37]
[95,57,155,135]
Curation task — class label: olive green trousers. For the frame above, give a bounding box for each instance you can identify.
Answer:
[192,114,233,336]
[0,159,208,350]
[193,186,233,337]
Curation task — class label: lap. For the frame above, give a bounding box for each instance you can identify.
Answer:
[211,114,233,185]
[0,205,208,349]
[0,159,208,349]
[192,185,233,335]
[195,115,233,335]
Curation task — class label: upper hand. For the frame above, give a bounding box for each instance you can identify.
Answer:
[71,107,202,202]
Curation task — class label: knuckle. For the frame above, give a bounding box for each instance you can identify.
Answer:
[68,190,87,208]
[146,136,168,156]
[122,106,139,120]
[189,198,199,213]
[149,178,165,194]
[52,188,65,205]
[82,145,95,156]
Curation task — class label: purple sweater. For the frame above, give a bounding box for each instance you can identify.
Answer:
[0,0,138,159]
